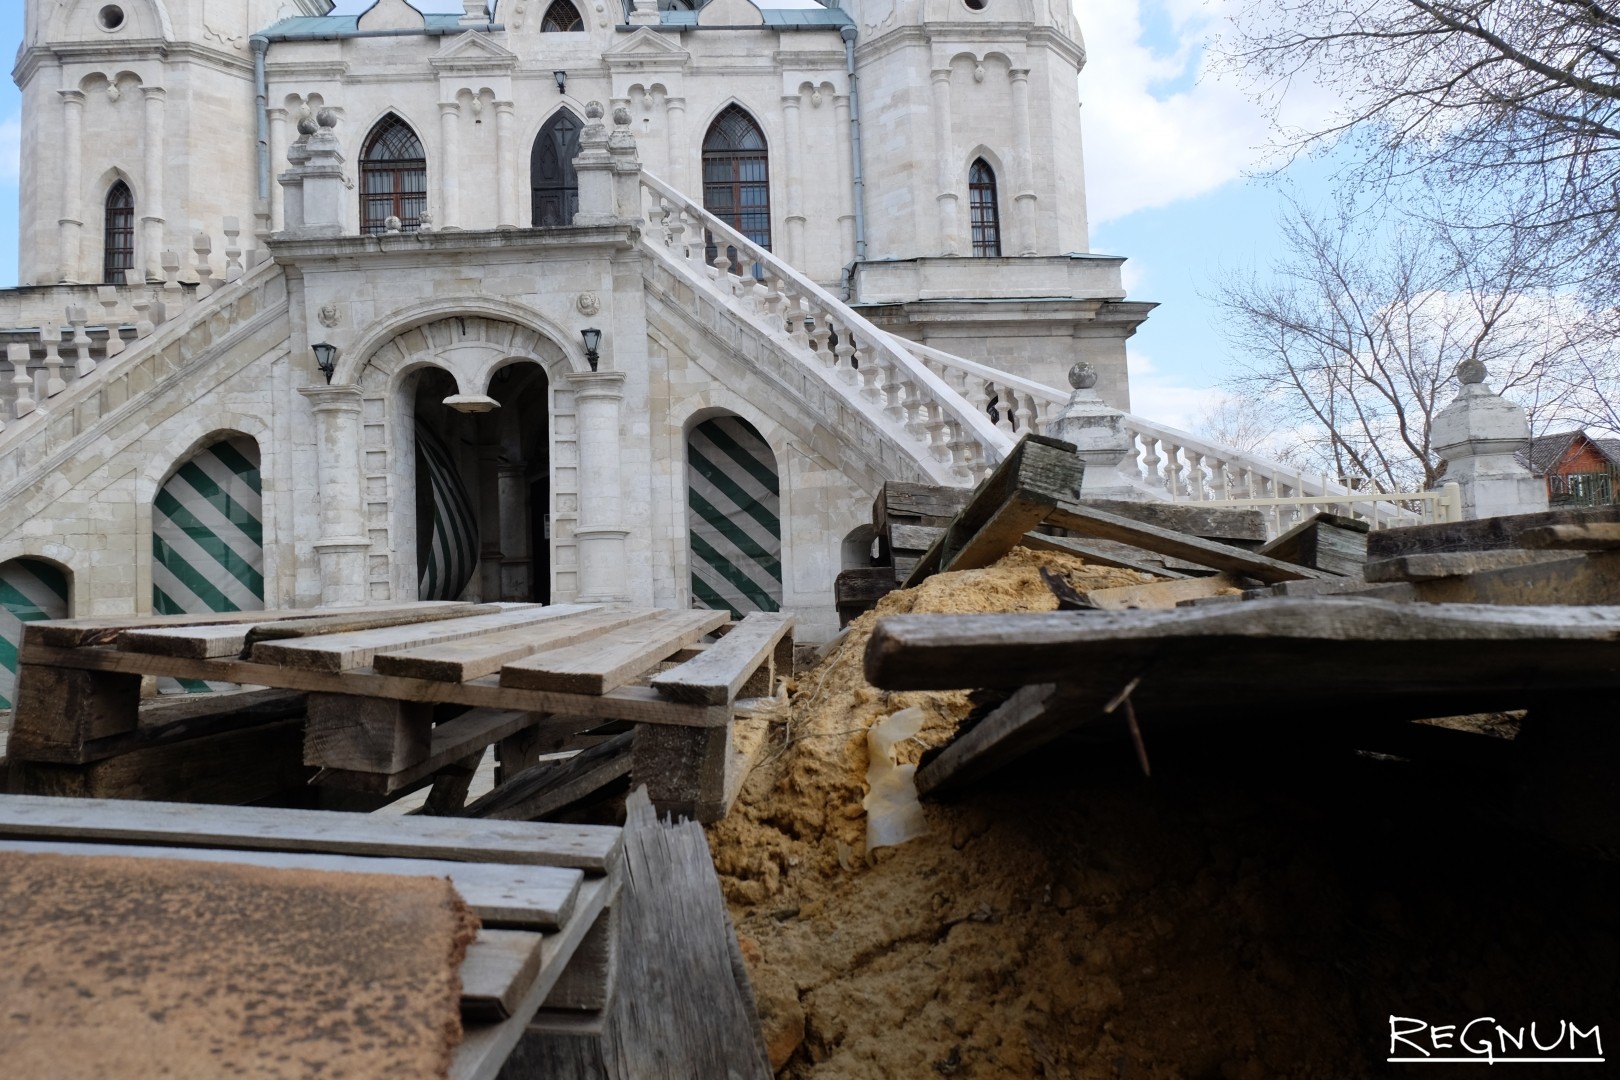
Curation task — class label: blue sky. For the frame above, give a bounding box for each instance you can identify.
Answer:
[0,0,1325,429]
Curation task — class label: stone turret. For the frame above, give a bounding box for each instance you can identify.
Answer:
[1431,359,1548,520]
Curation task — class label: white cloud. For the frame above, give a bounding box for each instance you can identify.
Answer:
[0,113,18,185]
[1125,349,1223,430]
[1074,1,1337,225]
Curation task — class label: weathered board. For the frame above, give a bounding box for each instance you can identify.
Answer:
[1365,505,1620,559]
[1363,550,1573,583]
[0,838,583,929]
[1258,512,1369,576]
[650,612,794,705]
[1044,500,1334,583]
[117,603,496,660]
[312,708,542,795]
[1084,500,1269,547]
[461,930,547,1021]
[1083,573,1244,611]
[1018,532,1188,579]
[499,610,729,695]
[373,608,647,682]
[464,734,635,822]
[252,606,591,673]
[0,793,622,871]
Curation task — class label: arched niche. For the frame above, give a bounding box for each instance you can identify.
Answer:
[0,558,71,710]
[686,414,783,616]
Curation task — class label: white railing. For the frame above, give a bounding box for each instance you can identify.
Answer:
[1192,483,1462,536]
[636,171,1013,485]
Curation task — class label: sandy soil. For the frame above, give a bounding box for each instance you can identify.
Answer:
[708,549,1618,1079]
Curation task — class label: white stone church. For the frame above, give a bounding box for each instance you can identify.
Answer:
[0,0,1167,705]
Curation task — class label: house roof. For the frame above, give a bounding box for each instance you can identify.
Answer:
[1516,430,1620,474]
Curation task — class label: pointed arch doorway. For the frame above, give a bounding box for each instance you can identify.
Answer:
[532,110,583,227]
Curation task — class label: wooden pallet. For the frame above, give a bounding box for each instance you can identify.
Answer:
[5,604,793,824]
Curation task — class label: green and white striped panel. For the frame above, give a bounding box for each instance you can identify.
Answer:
[0,559,70,711]
[153,436,264,693]
[687,416,782,618]
[416,420,480,602]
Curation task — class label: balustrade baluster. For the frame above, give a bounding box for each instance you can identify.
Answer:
[856,338,884,401]
[832,321,857,382]
[881,357,906,420]
[900,378,927,441]
[97,285,126,359]
[223,217,243,282]
[1140,436,1164,489]
[40,325,65,397]
[1187,450,1206,501]
[193,231,215,299]
[10,342,36,418]
[807,310,831,363]
[646,199,666,244]
[68,305,95,380]
[668,209,689,261]
[709,250,729,282]
[161,250,183,309]
[1010,392,1031,433]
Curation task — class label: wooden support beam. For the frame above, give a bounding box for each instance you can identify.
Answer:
[1365,551,1620,605]
[650,612,794,705]
[915,683,1072,797]
[1085,500,1269,548]
[465,734,635,822]
[1366,505,1620,559]
[1045,500,1334,583]
[9,688,305,767]
[312,709,540,797]
[1017,532,1187,579]
[6,664,142,761]
[304,692,434,774]
[1520,522,1620,550]
[631,721,735,823]
[1258,512,1370,577]
[1363,550,1573,583]
[1082,573,1245,611]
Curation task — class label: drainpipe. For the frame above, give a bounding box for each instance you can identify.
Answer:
[840,24,868,300]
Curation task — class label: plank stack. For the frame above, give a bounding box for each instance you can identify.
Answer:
[3,601,793,823]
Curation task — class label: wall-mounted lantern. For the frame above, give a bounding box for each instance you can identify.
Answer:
[581,327,602,372]
[312,341,338,384]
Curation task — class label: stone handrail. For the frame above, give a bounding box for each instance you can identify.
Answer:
[0,258,285,489]
[637,170,1013,485]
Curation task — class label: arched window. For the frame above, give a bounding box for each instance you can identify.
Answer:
[103,181,135,284]
[702,105,770,266]
[360,114,427,235]
[531,110,583,227]
[969,158,1001,257]
[541,0,583,31]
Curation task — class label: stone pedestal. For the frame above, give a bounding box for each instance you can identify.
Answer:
[1042,363,1148,500]
[298,385,370,606]
[567,371,631,602]
[573,102,617,227]
[608,107,643,221]
[1431,360,1547,520]
[283,110,345,239]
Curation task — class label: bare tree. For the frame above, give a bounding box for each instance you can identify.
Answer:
[1213,200,1614,491]
[1190,393,1305,466]
[1216,0,1620,296]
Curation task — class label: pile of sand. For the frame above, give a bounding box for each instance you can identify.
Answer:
[708,548,1615,1079]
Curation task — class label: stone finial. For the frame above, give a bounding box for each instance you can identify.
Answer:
[1069,362,1098,391]
[316,108,338,129]
[297,115,318,137]
[612,105,632,128]
[1456,357,1488,385]
[418,210,434,233]
[1431,365,1545,519]
[586,100,605,121]
[384,216,402,235]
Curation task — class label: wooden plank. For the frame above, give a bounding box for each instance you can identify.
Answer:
[19,641,730,729]
[874,481,973,533]
[864,600,1620,716]
[0,839,583,929]
[1044,499,1334,583]
[452,876,618,1080]
[541,907,618,1011]
[374,608,646,683]
[650,612,795,705]
[7,718,309,805]
[117,604,498,660]
[23,602,473,650]
[10,688,305,766]
[1082,573,1245,611]
[500,609,729,696]
[465,733,635,821]
[1258,512,1370,576]
[889,523,944,554]
[313,709,541,795]
[1363,550,1573,583]
[0,793,623,872]
[461,930,547,1022]
[253,606,594,673]
[1363,551,1620,605]
[1017,532,1188,579]
[1084,500,1269,545]
[1520,523,1620,550]
[944,492,1057,574]
[915,683,1072,797]
[1366,504,1620,559]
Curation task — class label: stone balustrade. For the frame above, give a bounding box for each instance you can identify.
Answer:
[637,170,1013,486]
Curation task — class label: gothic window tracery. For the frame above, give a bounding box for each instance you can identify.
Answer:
[702,105,771,266]
[103,180,135,284]
[532,109,583,226]
[360,114,427,234]
[969,158,1002,257]
[540,0,584,31]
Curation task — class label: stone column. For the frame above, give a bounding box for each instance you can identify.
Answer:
[782,91,806,264]
[141,86,167,280]
[495,101,517,228]
[58,89,86,284]
[833,93,855,265]
[1043,362,1150,500]
[663,96,688,193]
[297,385,370,607]
[438,100,461,229]
[1431,359,1548,520]
[566,371,631,603]
[930,69,959,256]
[267,107,289,231]
[1009,69,1037,256]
